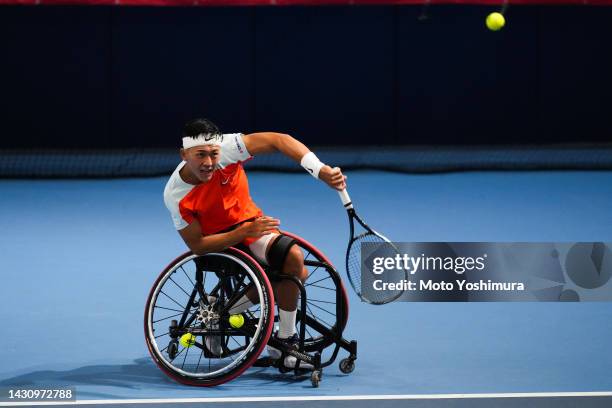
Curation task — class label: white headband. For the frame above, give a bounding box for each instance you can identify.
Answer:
[182,133,224,149]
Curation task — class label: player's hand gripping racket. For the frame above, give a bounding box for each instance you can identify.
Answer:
[338,189,406,304]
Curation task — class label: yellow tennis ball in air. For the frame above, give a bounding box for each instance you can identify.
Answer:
[486,12,505,31]
[179,333,196,348]
[229,314,245,329]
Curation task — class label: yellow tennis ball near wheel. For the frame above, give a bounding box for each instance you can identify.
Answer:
[229,314,245,329]
[486,12,505,31]
[179,333,196,348]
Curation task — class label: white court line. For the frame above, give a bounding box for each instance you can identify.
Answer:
[1,392,612,406]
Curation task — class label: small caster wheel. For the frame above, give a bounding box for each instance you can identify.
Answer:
[311,370,321,388]
[339,358,355,374]
[169,320,178,337]
[167,340,178,360]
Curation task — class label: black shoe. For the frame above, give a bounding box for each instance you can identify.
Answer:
[266,332,313,370]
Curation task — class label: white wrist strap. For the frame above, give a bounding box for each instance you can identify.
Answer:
[300,152,325,179]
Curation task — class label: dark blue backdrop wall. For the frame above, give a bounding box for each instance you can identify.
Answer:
[1,5,611,149]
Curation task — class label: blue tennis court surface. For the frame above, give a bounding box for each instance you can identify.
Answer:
[1,171,611,403]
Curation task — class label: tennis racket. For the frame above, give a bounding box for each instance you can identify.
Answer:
[338,189,406,305]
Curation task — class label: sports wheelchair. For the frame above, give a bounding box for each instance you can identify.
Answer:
[144,232,357,387]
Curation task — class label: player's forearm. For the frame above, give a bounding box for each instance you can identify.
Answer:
[244,132,310,163]
[190,229,247,255]
[279,134,338,185]
[244,132,341,187]
[275,133,310,163]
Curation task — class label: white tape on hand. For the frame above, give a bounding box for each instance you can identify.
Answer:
[338,189,353,209]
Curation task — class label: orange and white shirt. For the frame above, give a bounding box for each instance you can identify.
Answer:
[163,133,263,239]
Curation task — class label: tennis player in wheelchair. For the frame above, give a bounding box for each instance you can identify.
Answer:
[161,118,347,374]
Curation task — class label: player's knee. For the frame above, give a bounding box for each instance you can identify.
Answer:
[284,246,303,269]
[299,266,308,282]
[283,246,305,279]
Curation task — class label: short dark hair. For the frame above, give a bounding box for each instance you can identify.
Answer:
[183,118,221,139]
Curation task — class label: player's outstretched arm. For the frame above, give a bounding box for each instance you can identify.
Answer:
[242,132,346,190]
[242,132,307,162]
[179,217,280,255]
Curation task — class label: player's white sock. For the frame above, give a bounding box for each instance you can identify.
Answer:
[228,294,254,315]
[267,308,297,360]
[278,308,297,339]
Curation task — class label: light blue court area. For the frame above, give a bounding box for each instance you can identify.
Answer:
[0,171,612,400]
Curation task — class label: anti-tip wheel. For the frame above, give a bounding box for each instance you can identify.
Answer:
[311,370,321,388]
[339,358,355,374]
[167,340,178,360]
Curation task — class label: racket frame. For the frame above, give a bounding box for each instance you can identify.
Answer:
[339,190,404,305]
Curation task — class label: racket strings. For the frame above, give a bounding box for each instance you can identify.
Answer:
[347,233,386,297]
[347,232,406,304]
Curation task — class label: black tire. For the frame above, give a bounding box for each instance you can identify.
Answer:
[339,358,355,374]
[145,248,275,386]
[311,370,321,388]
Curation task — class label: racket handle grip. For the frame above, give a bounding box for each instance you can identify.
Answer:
[338,189,353,209]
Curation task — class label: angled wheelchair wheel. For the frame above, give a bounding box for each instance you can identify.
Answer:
[284,232,350,352]
[145,247,275,386]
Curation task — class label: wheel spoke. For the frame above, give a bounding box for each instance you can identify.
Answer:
[306,275,332,287]
[195,347,204,372]
[308,298,336,306]
[174,345,187,360]
[154,331,170,339]
[180,265,195,286]
[306,266,321,281]
[181,341,191,369]
[305,283,336,291]
[228,336,247,354]
[247,306,261,315]
[306,302,334,327]
[154,305,184,313]
[160,290,189,310]
[153,311,183,324]
[169,276,192,298]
